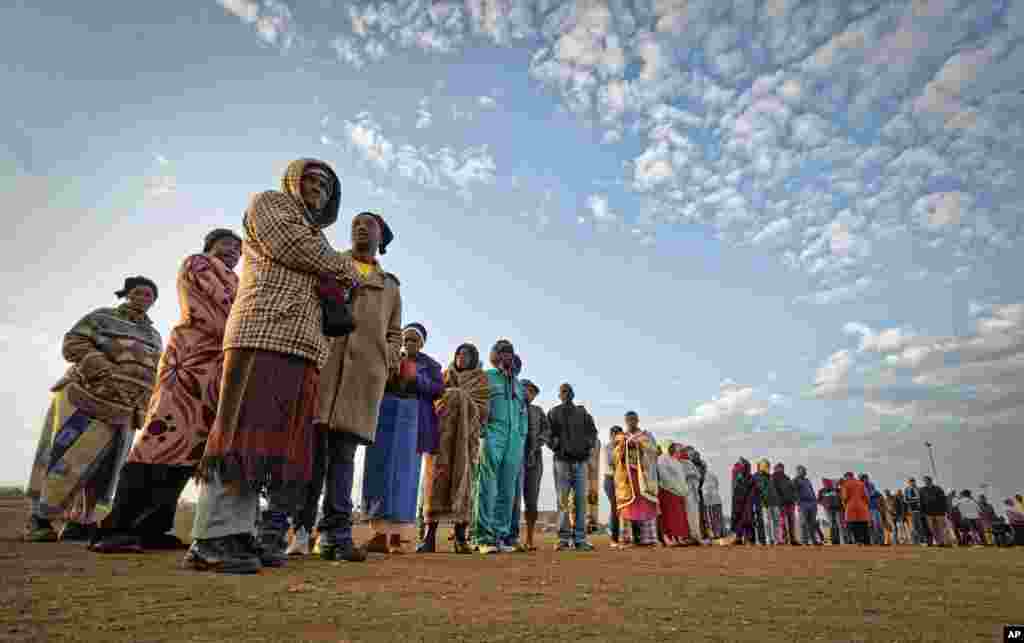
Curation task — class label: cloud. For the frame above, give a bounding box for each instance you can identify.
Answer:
[584,193,617,223]
[477,95,497,109]
[332,111,496,199]
[415,108,432,129]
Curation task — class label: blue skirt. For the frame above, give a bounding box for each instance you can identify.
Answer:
[362,394,420,523]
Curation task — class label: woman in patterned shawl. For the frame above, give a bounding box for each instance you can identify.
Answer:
[91,229,241,553]
[613,411,659,546]
[24,277,163,542]
[419,343,489,553]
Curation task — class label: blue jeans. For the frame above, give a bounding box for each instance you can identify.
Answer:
[316,432,359,547]
[554,458,588,546]
[603,476,619,542]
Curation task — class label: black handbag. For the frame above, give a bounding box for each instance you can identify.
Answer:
[319,275,356,337]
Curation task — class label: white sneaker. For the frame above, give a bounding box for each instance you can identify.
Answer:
[287,527,310,556]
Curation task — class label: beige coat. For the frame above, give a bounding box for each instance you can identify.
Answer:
[317,250,402,444]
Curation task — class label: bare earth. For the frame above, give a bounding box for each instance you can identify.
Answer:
[3,498,1021,642]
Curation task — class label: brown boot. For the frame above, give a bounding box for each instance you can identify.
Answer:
[365,533,389,554]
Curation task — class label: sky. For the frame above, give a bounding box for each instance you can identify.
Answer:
[2,0,1022,517]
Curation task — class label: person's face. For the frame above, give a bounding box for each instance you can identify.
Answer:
[300,174,330,211]
[455,347,471,370]
[625,413,639,431]
[923,477,932,486]
[126,285,156,312]
[351,214,382,255]
[558,384,572,403]
[525,386,538,404]
[402,331,423,358]
[907,479,916,487]
[209,236,241,270]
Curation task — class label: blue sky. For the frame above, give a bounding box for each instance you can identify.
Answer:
[2,0,1022,513]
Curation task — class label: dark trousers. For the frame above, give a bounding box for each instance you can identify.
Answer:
[752,503,767,544]
[827,510,842,544]
[316,431,360,546]
[99,462,192,540]
[850,521,870,544]
[292,427,329,532]
[603,476,619,542]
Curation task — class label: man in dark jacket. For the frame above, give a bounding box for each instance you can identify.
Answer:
[772,463,799,545]
[919,476,949,546]
[546,383,597,551]
[903,478,926,544]
[794,466,821,544]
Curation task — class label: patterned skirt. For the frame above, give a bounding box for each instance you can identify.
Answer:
[197,348,318,491]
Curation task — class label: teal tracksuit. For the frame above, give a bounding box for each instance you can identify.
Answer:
[472,368,527,546]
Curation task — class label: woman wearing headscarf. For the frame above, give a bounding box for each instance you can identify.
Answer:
[185,158,353,574]
[472,340,527,554]
[613,411,659,547]
[314,210,401,563]
[730,458,755,545]
[24,277,163,543]
[656,443,690,545]
[977,494,996,546]
[677,446,703,545]
[840,472,870,545]
[92,230,241,554]
[361,323,442,555]
[418,343,489,554]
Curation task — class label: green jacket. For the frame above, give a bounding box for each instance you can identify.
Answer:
[483,368,527,439]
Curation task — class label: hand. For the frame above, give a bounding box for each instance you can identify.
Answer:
[435,401,448,417]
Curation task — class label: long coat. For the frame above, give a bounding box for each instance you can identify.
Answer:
[317,250,402,444]
[223,158,350,369]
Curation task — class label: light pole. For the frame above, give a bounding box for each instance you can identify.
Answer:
[924,441,938,480]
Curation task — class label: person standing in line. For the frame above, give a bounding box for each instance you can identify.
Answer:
[794,466,820,545]
[92,231,240,554]
[585,434,602,535]
[186,159,350,573]
[730,458,756,545]
[903,478,926,544]
[546,383,598,552]
[840,472,870,545]
[977,494,997,546]
[602,426,624,547]
[361,323,443,555]
[954,490,983,546]
[818,479,842,544]
[919,476,949,547]
[472,340,527,554]
[613,411,659,547]
[313,210,402,563]
[25,278,163,543]
[772,463,799,545]
[677,447,702,545]
[656,443,690,546]
[419,344,489,554]
[514,379,549,552]
[754,459,779,545]
[861,474,883,545]
[703,466,724,539]
[502,356,527,551]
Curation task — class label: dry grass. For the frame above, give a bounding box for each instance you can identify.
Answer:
[3,498,1021,642]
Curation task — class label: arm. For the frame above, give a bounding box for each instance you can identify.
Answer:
[182,255,231,338]
[385,288,402,377]
[62,310,114,380]
[244,192,345,275]
[537,409,551,450]
[416,357,444,400]
[546,408,561,453]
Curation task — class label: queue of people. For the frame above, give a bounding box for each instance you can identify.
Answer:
[22,157,1024,575]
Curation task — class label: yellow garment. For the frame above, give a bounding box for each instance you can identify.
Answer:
[353,260,376,277]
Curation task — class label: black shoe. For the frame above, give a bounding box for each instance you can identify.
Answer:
[89,532,144,554]
[417,523,438,554]
[183,536,261,574]
[23,516,58,542]
[59,521,96,543]
[141,533,187,550]
[320,542,367,562]
[253,533,288,568]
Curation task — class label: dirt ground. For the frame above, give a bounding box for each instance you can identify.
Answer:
[3,498,1022,642]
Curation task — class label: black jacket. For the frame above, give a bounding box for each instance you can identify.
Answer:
[920,485,948,515]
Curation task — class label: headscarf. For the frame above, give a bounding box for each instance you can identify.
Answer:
[512,354,523,377]
[115,276,159,300]
[821,478,834,489]
[756,459,771,474]
[203,228,241,253]
[403,323,427,344]
[453,343,479,372]
[282,159,341,228]
[356,210,394,254]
